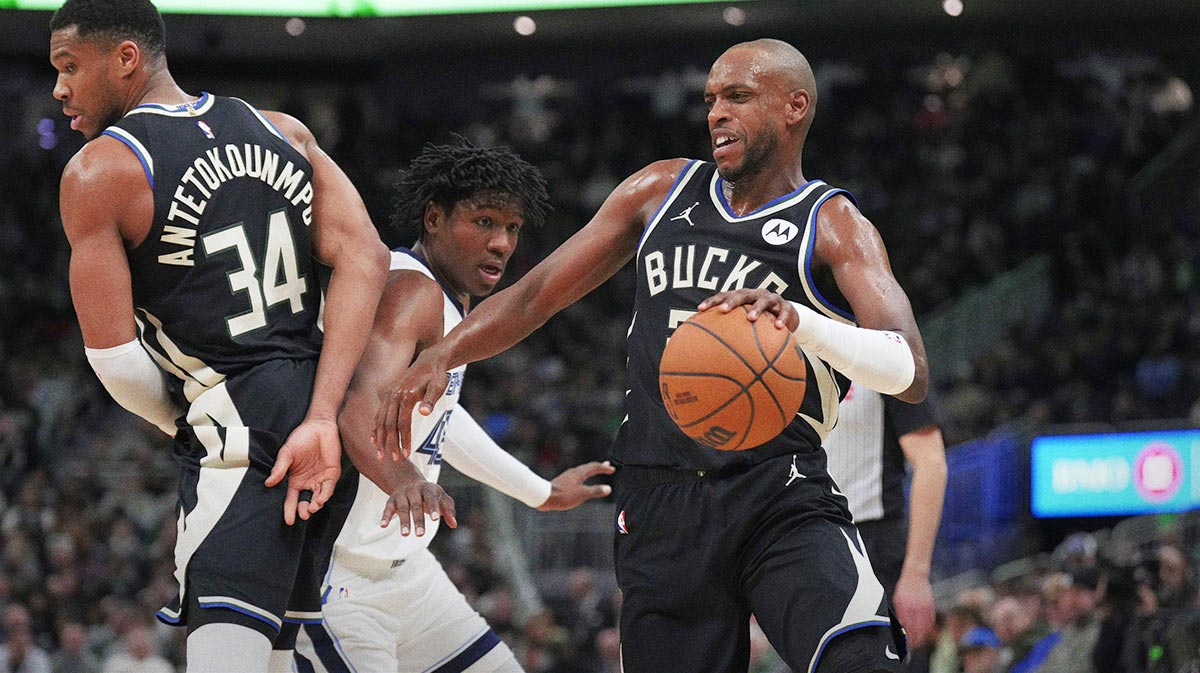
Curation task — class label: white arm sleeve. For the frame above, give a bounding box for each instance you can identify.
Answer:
[789,302,916,395]
[443,404,553,509]
[85,339,182,436]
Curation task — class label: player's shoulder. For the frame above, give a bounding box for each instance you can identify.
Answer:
[255,109,315,152]
[814,190,868,228]
[61,134,148,206]
[617,158,700,209]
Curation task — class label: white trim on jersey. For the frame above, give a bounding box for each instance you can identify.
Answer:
[100,126,155,180]
[126,91,216,118]
[637,160,705,256]
[707,173,828,223]
[135,309,226,403]
[797,344,842,444]
[805,527,892,673]
[795,188,857,326]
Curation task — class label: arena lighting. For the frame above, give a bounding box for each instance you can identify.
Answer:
[942,0,963,17]
[5,0,748,16]
[513,15,537,34]
[284,17,305,35]
[723,6,746,25]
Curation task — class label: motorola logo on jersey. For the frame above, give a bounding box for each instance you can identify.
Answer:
[1134,442,1183,503]
[761,218,799,245]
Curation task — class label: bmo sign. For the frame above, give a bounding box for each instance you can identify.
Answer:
[1032,430,1198,518]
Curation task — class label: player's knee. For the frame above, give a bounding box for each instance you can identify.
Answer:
[814,627,905,673]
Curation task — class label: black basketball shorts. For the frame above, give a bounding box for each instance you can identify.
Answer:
[155,358,346,640]
[613,452,907,673]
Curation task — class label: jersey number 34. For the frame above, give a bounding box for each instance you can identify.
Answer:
[202,209,308,337]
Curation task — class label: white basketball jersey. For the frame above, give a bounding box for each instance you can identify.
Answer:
[333,249,466,562]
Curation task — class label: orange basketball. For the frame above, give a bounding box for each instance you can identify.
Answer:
[659,306,808,451]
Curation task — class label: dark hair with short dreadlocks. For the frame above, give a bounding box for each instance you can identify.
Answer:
[388,137,551,247]
[50,0,167,59]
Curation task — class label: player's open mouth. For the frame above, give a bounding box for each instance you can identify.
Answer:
[479,263,503,282]
[712,132,739,159]
[65,111,81,130]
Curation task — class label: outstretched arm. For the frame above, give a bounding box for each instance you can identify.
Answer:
[262,111,390,524]
[442,405,613,510]
[375,159,691,458]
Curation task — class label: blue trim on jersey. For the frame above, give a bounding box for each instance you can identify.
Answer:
[255,107,292,147]
[154,610,181,625]
[295,653,317,673]
[282,616,324,625]
[804,188,858,322]
[198,602,282,633]
[810,620,894,673]
[715,176,820,220]
[638,159,698,250]
[135,91,210,112]
[320,584,332,605]
[393,247,467,317]
[101,130,154,189]
[304,623,357,673]
[432,629,502,673]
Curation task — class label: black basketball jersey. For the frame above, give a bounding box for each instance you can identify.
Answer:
[104,93,323,398]
[613,160,857,470]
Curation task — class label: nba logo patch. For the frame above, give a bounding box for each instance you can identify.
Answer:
[883,331,903,344]
[196,120,215,140]
[617,510,629,534]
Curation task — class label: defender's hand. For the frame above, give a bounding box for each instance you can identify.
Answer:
[266,417,342,526]
[380,481,457,536]
[538,461,616,511]
[698,289,799,332]
[373,347,450,462]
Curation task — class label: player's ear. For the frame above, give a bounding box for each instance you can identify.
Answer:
[115,40,141,77]
[423,202,445,237]
[785,88,810,127]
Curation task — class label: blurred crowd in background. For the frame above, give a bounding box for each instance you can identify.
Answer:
[1,40,1198,672]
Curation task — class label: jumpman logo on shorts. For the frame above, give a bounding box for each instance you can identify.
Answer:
[786,455,806,486]
[670,201,701,226]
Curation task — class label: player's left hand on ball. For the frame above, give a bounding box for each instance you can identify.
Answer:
[538,461,616,511]
[381,481,457,536]
[892,572,936,648]
[698,289,799,332]
[266,416,342,526]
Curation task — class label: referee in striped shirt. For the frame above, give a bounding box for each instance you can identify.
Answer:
[824,383,948,654]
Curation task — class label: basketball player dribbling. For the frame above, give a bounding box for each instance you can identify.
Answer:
[51,1,390,670]
[377,39,928,673]
[289,139,615,673]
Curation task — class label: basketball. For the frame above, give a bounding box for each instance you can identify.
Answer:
[659,306,808,451]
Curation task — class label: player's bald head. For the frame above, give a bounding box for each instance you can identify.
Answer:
[715,38,817,107]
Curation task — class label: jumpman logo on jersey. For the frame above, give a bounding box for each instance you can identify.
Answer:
[786,455,806,486]
[670,201,701,226]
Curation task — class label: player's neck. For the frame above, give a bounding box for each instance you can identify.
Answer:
[721,164,807,217]
[129,69,195,113]
[412,241,472,311]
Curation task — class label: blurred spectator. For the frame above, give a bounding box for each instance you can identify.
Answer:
[0,605,52,673]
[49,622,99,673]
[99,626,172,673]
[989,592,1056,673]
[1035,568,1102,673]
[929,603,985,673]
[958,627,1004,673]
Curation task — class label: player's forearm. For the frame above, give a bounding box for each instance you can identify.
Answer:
[442,405,551,508]
[788,301,923,399]
[339,389,423,493]
[901,443,947,578]
[86,340,182,436]
[307,245,389,420]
